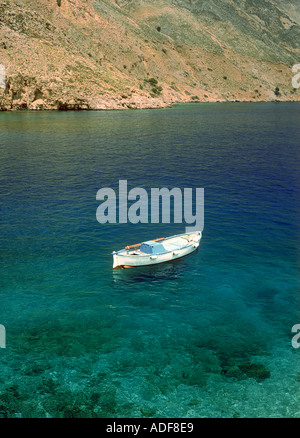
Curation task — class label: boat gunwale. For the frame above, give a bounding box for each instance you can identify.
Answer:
[113,232,201,257]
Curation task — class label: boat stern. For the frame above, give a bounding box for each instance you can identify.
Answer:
[190,231,201,241]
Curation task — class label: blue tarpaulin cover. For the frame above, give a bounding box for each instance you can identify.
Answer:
[140,241,166,254]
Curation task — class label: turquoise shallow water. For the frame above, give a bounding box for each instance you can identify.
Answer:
[0,103,300,417]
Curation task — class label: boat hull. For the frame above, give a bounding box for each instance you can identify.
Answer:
[113,232,201,269]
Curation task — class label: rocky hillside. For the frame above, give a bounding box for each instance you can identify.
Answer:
[0,0,299,110]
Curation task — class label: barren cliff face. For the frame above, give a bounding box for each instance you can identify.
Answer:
[0,0,299,110]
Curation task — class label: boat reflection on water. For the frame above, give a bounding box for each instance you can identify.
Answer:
[112,251,195,284]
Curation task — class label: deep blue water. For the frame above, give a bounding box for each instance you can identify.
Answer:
[0,103,299,418]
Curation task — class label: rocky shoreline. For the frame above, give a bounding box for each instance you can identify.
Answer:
[1,84,299,112]
[1,97,299,112]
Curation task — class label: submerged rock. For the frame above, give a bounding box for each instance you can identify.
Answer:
[238,362,271,381]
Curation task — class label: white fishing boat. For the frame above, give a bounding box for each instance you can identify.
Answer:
[112,231,201,269]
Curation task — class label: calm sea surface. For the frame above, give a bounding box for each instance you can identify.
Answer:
[0,103,300,418]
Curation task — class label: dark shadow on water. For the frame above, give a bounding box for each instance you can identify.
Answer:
[111,256,191,284]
